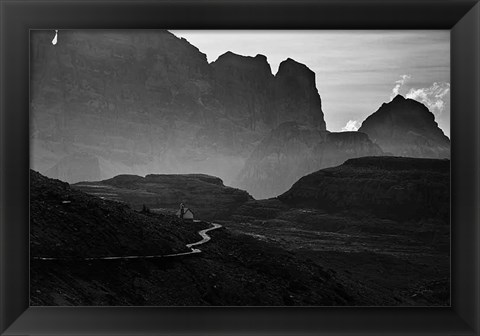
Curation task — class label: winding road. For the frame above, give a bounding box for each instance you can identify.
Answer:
[32,222,222,261]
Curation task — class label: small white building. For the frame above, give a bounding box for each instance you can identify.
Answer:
[176,207,194,221]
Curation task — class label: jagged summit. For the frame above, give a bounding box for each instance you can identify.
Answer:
[277,58,315,77]
[392,94,406,101]
[276,58,317,95]
[380,95,407,108]
[213,51,273,75]
[358,96,450,159]
[211,50,325,132]
[274,58,326,131]
[214,51,268,61]
[389,94,433,112]
[31,30,327,189]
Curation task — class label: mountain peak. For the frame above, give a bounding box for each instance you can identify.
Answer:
[358,97,450,159]
[212,51,273,76]
[215,51,268,63]
[392,94,406,102]
[277,58,314,77]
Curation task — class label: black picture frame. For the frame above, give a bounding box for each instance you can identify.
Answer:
[1,0,479,335]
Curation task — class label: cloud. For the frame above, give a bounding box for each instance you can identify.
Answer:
[405,82,450,115]
[390,74,411,99]
[341,120,361,132]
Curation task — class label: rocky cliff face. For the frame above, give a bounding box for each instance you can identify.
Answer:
[211,52,275,131]
[74,173,253,220]
[31,30,326,188]
[278,156,450,221]
[358,95,450,158]
[210,54,326,132]
[235,122,383,199]
[274,58,326,130]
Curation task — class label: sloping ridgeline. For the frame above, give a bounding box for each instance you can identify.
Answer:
[279,156,450,221]
[74,173,253,220]
[30,170,194,258]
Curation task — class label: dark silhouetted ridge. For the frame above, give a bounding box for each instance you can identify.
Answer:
[279,156,450,221]
[359,96,450,158]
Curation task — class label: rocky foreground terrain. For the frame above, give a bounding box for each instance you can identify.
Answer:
[31,170,188,258]
[31,170,356,306]
[31,156,450,306]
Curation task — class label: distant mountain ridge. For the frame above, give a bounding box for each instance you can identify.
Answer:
[31,30,450,199]
[236,94,450,199]
[31,30,325,188]
[235,122,384,199]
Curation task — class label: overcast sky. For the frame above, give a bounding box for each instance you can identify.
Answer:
[171,30,450,137]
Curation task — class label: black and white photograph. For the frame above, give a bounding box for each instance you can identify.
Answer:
[30,29,451,306]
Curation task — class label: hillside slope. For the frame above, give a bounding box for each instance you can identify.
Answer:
[278,156,450,221]
[31,171,357,306]
[74,173,253,220]
[30,170,193,258]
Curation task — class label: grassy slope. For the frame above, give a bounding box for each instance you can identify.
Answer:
[73,173,253,220]
[31,170,195,258]
[31,170,357,306]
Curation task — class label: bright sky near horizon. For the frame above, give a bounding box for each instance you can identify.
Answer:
[171,30,450,137]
